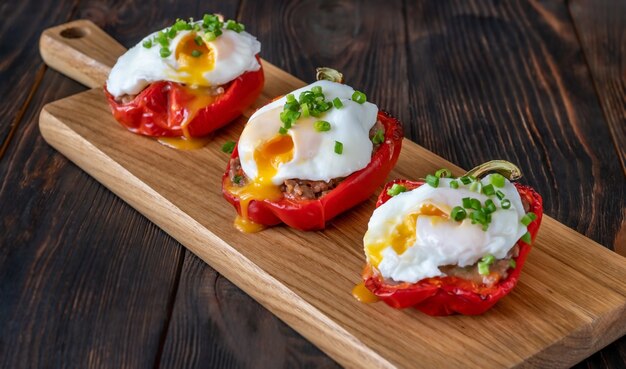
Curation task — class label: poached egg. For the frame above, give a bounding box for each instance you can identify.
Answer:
[106,20,261,99]
[230,80,379,226]
[364,175,527,284]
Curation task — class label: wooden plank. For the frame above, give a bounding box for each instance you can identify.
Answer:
[38,60,626,367]
[402,2,626,367]
[158,252,337,369]
[159,1,409,367]
[568,1,626,366]
[403,0,625,255]
[569,0,626,173]
[0,69,183,369]
[0,0,76,158]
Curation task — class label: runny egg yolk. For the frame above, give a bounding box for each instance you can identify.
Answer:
[175,33,215,86]
[230,134,294,232]
[365,204,447,267]
[157,34,220,147]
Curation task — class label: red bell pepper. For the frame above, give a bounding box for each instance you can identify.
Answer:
[103,57,264,137]
[363,177,543,316]
[222,110,404,231]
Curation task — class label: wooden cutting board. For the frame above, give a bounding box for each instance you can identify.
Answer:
[38,20,626,369]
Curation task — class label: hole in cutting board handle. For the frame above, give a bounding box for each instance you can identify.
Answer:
[60,27,89,39]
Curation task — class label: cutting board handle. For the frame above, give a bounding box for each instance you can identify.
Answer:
[39,20,127,89]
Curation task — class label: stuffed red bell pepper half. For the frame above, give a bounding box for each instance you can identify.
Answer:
[222,69,403,232]
[360,161,543,315]
[104,14,264,147]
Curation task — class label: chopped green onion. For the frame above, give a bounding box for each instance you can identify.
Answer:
[509,259,517,269]
[481,254,495,265]
[225,19,243,32]
[300,102,310,117]
[482,184,495,196]
[470,198,482,211]
[191,50,202,57]
[278,127,288,135]
[490,173,506,188]
[371,129,384,145]
[332,97,343,109]
[496,190,506,200]
[451,206,467,221]
[470,209,487,224]
[314,120,331,132]
[484,199,497,214]
[425,174,439,188]
[142,39,152,48]
[387,184,407,197]
[233,175,243,184]
[520,215,532,226]
[450,180,459,189]
[194,36,204,46]
[521,232,532,244]
[462,197,472,208]
[160,47,172,58]
[469,181,482,193]
[435,168,452,178]
[205,31,217,41]
[501,199,511,209]
[167,28,177,38]
[155,31,169,46]
[459,176,472,185]
[286,94,296,103]
[221,140,236,153]
[478,261,490,275]
[334,141,343,154]
[351,90,366,104]
[311,86,322,95]
[521,212,537,226]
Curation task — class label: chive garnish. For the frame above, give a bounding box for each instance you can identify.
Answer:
[387,184,407,197]
[351,90,366,104]
[334,141,343,154]
[451,206,467,221]
[314,120,331,132]
[221,140,236,153]
[425,174,439,188]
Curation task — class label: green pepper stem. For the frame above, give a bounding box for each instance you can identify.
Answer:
[464,160,523,181]
[315,67,344,83]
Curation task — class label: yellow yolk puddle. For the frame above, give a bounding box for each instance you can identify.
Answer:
[351,282,379,303]
[365,204,448,268]
[157,33,219,148]
[228,134,295,232]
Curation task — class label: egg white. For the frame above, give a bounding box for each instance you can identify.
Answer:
[364,175,528,283]
[106,22,261,99]
[237,80,379,185]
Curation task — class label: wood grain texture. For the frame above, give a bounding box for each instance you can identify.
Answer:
[38,60,626,368]
[35,3,337,368]
[569,0,626,173]
[0,0,77,157]
[40,20,125,89]
[404,0,625,253]
[568,1,626,365]
[0,69,183,369]
[239,0,410,124]
[2,1,623,368]
[402,2,626,364]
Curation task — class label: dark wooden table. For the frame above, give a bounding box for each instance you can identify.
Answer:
[1,1,624,368]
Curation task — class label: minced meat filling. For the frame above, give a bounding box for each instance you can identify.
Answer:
[438,244,520,287]
[228,120,386,200]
